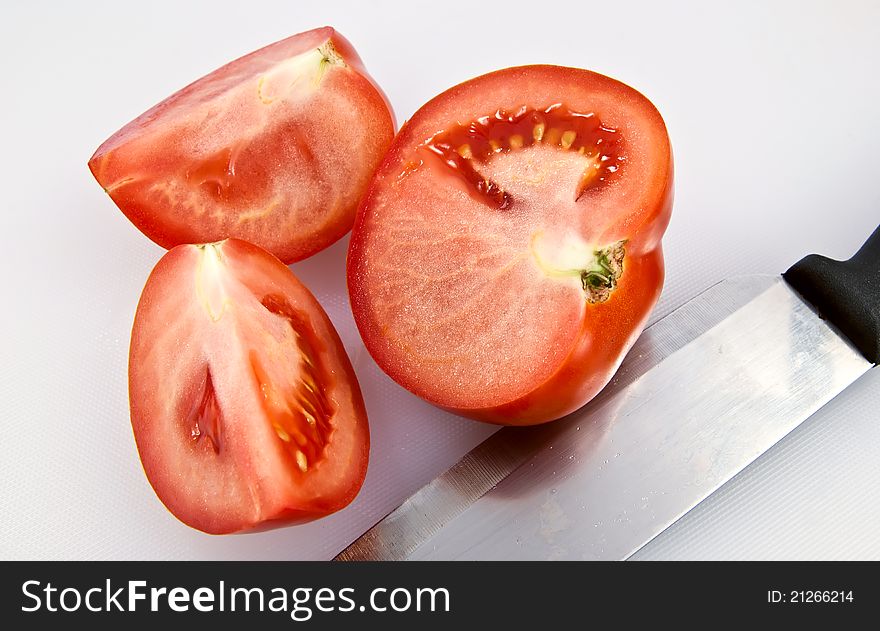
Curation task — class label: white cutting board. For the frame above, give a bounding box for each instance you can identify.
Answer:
[2,0,879,560]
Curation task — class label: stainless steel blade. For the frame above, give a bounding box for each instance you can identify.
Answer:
[335,276,872,560]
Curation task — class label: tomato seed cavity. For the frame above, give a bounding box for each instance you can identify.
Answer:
[189,366,223,454]
[186,145,240,203]
[252,294,335,472]
[422,104,623,209]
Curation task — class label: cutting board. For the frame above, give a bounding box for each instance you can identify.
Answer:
[2,0,879,560]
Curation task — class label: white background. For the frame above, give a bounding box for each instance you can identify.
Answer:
[1,0,878,560]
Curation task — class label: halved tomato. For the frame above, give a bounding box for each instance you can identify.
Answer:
[90,27,394,263]
[348,65,673,425]
[130,238,368,533]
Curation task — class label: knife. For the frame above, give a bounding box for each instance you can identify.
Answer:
[336,226,880,560]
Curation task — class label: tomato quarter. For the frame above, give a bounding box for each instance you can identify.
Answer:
[348,65,673,425]
[90,27,394,263]
[130,239,369,533]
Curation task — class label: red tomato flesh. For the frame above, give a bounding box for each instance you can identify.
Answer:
[130,239,369,533]
[348,65,673,425]
[90,27,394,263]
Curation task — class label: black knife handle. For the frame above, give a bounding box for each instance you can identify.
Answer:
[783,225,880,364]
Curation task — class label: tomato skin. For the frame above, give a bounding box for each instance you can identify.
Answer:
[90,27,394,264]
[130,239,369,533]
[348,65,673,426]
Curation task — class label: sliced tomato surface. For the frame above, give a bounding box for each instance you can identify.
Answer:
[130,239,369,533]
[348,65,673,425]
[90,27,394,263]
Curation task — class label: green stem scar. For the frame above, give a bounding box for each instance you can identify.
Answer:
[314,41,345,85]
[531,234,626,303]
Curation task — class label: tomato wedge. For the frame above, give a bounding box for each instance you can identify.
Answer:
[348,65,673,425]
[90,27,394,263]
[130,239,369,533]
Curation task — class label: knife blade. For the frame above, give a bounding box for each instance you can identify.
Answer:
[336,227,879,560]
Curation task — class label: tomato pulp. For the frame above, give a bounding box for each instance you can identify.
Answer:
[130,239,369,533]
[348,66,673,425]
[90,27,394,263]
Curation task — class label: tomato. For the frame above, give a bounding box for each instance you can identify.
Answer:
[129,238,369,533]
[348,65,673,425]
[89,27,394,264]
